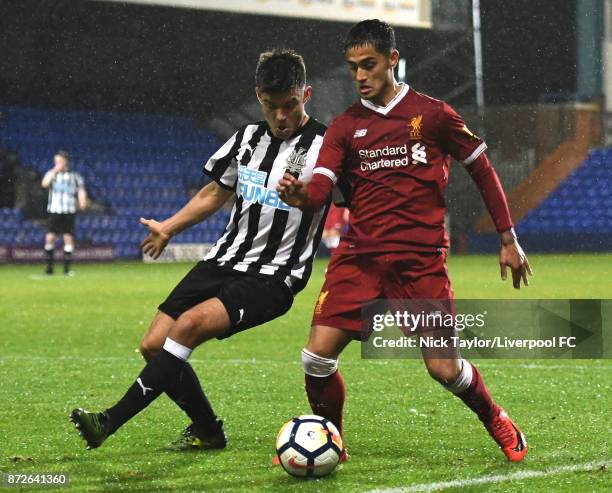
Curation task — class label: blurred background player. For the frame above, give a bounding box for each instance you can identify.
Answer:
[41,150,87,275]
[69,49,340,451]
[278,19,532,463]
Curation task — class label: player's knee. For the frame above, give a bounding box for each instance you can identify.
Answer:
[425,358,461,385]
[302,348,338,377]
[139,337,161,361]
[304,337,340,360]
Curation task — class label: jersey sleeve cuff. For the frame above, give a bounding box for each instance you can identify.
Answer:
[461,142,488,166]
[202,166,236,191]
[313,167,338,184]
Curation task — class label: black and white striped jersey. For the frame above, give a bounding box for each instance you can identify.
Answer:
[203,118,338,294]
[46,171,84,214]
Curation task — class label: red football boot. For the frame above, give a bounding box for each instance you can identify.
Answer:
[485,408,527,462]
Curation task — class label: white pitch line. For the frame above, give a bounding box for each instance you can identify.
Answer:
[364,460,611,493]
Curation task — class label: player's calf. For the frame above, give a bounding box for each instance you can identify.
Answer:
[302,349,345,436]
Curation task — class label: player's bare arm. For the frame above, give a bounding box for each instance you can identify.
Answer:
[499,228,533,289]
[41,167,59,188]
[463,150,532,290]
[78,186,88,210]
[140,181,232,259]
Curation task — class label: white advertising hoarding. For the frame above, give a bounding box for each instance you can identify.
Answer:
[142,243,214,263]
[96,0,431,28]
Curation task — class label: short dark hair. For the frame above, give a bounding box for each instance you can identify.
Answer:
[255,49,306,93]
[344,19,396,55]
[55,150,70,161]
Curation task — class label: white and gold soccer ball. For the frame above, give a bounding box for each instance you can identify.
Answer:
[275,415,343,478]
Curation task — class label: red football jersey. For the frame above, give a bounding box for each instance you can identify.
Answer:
[313,84,487,253]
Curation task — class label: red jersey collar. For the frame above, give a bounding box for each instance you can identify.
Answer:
[360,83,409,116]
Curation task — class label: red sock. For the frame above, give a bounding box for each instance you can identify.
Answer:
[455,363,500,423]
[305,371,345,435]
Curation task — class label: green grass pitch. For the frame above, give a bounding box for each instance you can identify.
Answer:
[0,254,610,492]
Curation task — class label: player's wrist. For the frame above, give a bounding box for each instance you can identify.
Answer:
[499,227,517,246]
[159,221,175,239]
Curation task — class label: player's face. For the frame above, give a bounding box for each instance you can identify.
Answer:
[54,155,68,171]
[345,44,399,102]
[257,86,312,140]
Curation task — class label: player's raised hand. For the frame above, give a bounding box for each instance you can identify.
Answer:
[499,239,533,289]
[277,173,310,209]
[140,217,171,259]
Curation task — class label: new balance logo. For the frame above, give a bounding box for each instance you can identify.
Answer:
[136,378,153,396]
[411,143,427,165]
[237,308,245,325]
[353,128,367,138]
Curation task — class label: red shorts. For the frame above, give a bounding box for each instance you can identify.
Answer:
[312,250,454,333]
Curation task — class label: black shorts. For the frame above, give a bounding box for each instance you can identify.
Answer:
[47,213,76,235]
[158,261,294,339]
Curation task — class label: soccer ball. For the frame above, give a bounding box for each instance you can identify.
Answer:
[275,414,343,478]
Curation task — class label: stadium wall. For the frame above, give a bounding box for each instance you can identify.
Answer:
[0,0,576,118]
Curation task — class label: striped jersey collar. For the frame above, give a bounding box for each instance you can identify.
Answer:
[360,83,410,116]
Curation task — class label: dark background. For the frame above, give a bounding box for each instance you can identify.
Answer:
[0,0,577,117]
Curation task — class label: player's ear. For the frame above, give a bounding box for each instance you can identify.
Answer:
[255,87,263,104]
[389,49,400,69]
[302,85,312,104]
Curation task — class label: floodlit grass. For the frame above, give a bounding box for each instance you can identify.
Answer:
[0,254,610,492]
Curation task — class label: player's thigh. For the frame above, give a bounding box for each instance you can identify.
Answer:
[387,250,454,300]
[45,232,56,243]
[385,251,460,382]
[63,233,74,246]
[46,214,60,236]
[312,252,383,334]
[168,297,231,347]
[216,272,294,339]
[157,261,226,320]
[306,324,355,359]
[140,310,175,360]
